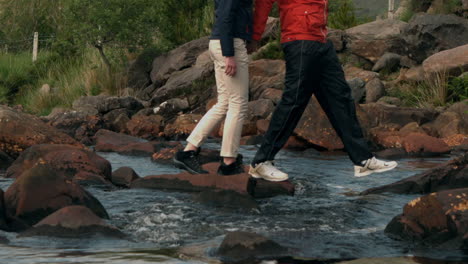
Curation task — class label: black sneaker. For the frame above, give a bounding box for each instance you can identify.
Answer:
[173,149,209,174]
[217,154,245,176]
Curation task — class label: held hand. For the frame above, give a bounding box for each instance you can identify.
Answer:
[225,56,237,77]
[247,40,259,54]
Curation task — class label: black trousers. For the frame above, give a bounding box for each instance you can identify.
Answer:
[252,40,373,166]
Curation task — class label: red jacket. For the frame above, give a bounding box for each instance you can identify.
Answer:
[253,0,329,43]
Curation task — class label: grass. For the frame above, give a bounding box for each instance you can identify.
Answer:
[399,0,463,21]
[1,47,128,116]
[389,71,468,108]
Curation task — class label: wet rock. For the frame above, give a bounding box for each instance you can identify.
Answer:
[0,105,81,159]
[94,129,179,157]
[347,78,366,102]
[362,153,468,195]
[345,19,407,62]
[5,164,109,225]
[19,206,124,238]
[163,114,202,139]
[194,190,259,211]
[0,189,8,230]
[385,188,468,249]
[5,144,112,186]
[250,178,295,199]
[365,78,385,103]
[375,148,408,160]
[402,13,468,63]
[217,231,288,263]
[111,167,140,188]
[151,146,219,165]
[423,44,468,77]
[402,132,450,155]
[126,115,164,140]
[46,111,105,144]
[150,36,210,87]
[249,60,285,101]
[372,52,401,72]
[132,163,294,197]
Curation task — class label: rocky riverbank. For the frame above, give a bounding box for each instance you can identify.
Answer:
[0,12,467,263]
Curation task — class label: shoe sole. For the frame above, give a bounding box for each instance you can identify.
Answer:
[249,169,289,182]
[355,163,398,177]
[173,158,202,175]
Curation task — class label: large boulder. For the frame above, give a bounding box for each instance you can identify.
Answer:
[372,52,402,72]
[5,144,112,185]
[402,13,468,63]
[46,111,104,144]
[0,105,81,159]
[248,99,275,119]
[131,163,295,198]
[217,231,289,263]
[5,164,109,225]
[362,153,467,195]
[385,188,468,249]
[150,36,210,87]
[249,60,285,101]
[360,103,438,128]
[328,29,345,52]
[422,44,468,77]
[19,206,124,238]
[365,78,385,103]
[345,19,408,62]
[111,167,140,188]
[71,95,109,115]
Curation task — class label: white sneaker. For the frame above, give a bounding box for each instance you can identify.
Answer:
[249,161,289,182]
[354,157,398,177]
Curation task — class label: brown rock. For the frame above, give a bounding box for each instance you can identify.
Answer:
[5,164,109,225]
[362,153,467,195]
[150,37,210,86]
[423,44,468,77]
[194,190,259,211]
[46,111,105,144]
[0,105,81,159]
[126,115,163,140]
[5,144,112,186]
[399,122,425,135]
[249,60,285,100]
[444,134,468,147]
[360,103,439,128]
[19,206,124,238]
[132,163,294,197]
[218,231,288,262]
[102,109,130,133]
[402,132,450,155]
[111,167,140,188]
[260,88,283,104]
[164,114,203,138]
[328,29,345,52]
[344,66,379,82]
[397,66,426,83]
[365,78,385,103]
[248,99,275,119]
[345,19,407,62]
[385,188,468,248]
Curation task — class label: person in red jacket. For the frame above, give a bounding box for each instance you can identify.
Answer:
[248,0,398,181]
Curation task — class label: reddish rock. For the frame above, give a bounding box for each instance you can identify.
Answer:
[111,167,140,188]
[126,115,164,140]
[402,132,450,155]
[95,129,182,157]
[250,178,295,199]
[5,164,109,225]
[219,121,258,138]
[444,134,468,147]
[19,206,124,238]
[163,114,203,138]
[385,188,468,248]
[362,153,468,195]
[256,119,270,134]
[131,163,294,198]
[5,144,112,185]
[152,147,220,165]
[0,105,81,159]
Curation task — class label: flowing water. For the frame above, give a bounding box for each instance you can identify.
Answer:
[0,142,465,263]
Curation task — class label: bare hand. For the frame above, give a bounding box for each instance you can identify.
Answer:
[225,56,237,77]
[247,40,259,54]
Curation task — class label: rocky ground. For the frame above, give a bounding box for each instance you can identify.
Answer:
[0,13,467,263]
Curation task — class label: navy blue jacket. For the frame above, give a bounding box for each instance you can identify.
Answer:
[211,0,253,57]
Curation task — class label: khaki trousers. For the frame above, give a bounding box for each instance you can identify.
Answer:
[186,39,249,157]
